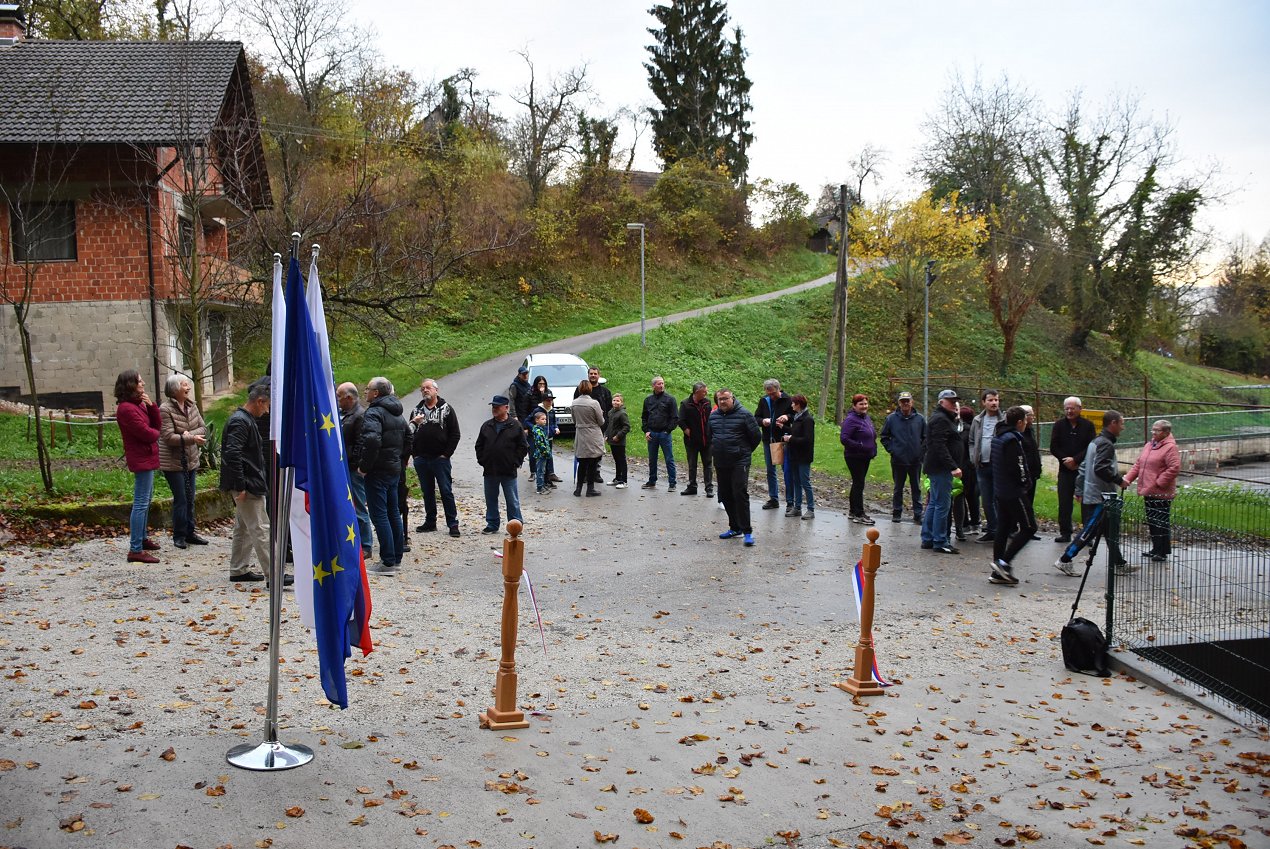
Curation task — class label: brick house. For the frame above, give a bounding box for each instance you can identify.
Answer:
[0,6,270,411]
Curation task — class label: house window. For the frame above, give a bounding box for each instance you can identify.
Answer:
[10,200,77,262]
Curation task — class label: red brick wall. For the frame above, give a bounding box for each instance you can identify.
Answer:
[0,143,236,305]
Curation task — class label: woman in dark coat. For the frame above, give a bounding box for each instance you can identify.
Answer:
[783,394,816,519]
[839,394,878,524]
[115,369,162,563]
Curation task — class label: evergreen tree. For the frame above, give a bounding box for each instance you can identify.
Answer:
[644,0,752,183]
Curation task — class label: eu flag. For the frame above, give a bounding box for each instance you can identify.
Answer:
[279,257,368,709]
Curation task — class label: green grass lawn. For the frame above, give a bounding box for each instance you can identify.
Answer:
[0,409,219,507]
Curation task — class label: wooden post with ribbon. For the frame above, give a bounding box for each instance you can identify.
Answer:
[837,528,886,697]
[480,519,530,731]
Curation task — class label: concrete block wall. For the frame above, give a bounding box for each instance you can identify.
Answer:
[1,300,170,406]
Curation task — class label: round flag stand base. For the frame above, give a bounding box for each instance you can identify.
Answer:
[226,740,314,771]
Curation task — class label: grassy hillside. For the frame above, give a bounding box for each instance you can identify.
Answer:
[2,250,833,508]
[220,249,834,416]
[582,271,1259,420]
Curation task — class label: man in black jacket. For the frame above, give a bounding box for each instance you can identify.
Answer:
[880,391,926,523]
[678,381,713,497]
[508,365,534,429]
[574,365,612,484]
[641,376,678,491]
[359,376,407,575]
[221,381,271,582]
[409,378,462,538]
[989,406,1036,585]
[475,394,528,534]
[337,382,373,559]
[920,389,964,554]
[1048,396,1096,543]
[755,379,793,510]
[709,388,762,546]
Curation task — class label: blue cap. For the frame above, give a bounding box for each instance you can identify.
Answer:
[490,395,510,406]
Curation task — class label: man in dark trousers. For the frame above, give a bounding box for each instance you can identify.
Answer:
[1048,396,1096,543]
[409,377,462,538]
[641,375,678,491]
[575,365,612,485]
[337,382,372,560]
[921,389,963,554]
[475,394,528,534]
[988,406,1036,586]
[709,388,761,546]
[678,381,713,497]
[880,391,926,524]
[359,376,407,576]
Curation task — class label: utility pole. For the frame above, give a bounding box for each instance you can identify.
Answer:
[923,260,937,417]
[834,184,850,424]
[819,184,849,420]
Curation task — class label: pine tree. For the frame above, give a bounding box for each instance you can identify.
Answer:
[644,0,752,183]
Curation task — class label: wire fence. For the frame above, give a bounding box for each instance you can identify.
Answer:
[1106,489,1270,724]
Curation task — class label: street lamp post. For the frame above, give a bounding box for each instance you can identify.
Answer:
[923,260,937,417]
[626,223,646,347]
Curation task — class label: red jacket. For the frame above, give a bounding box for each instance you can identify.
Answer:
[117,398,161,472]
[1124,433,1181,498]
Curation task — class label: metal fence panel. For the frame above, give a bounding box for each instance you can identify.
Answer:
[1107,489,1270,723]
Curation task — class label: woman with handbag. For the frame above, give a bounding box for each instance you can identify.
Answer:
[839,393,878,524]
[159,374,209,549]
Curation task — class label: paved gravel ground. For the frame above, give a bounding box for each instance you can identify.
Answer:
[3,280,1268,848]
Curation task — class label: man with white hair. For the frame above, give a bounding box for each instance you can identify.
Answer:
[1048,396,1096,543]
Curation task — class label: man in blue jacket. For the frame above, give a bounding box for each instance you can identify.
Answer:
[880,391,926,524]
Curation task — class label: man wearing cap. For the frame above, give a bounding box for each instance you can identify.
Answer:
[921,389,963,554]
[508,365,535,432]
[880,391,926,523]
[475,394,528,534]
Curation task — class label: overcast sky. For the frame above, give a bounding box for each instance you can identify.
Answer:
[341,0,1269,263]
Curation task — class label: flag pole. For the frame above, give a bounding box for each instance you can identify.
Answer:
[228,234,314,771]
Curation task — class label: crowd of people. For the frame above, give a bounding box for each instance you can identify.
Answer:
[114,365,1183,587]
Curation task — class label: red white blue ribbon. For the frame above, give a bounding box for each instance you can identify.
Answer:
[520,570,548,657]
[849,560,892,687]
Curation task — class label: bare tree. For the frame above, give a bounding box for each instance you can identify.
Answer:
[240,0,361,119]
[848,143,886,208]
[0,142,79,492]
[509,50,589,206]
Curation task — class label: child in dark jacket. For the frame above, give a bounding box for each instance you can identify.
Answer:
[604,394,631,487]
[530,411,551,493]
[783,394,816,519]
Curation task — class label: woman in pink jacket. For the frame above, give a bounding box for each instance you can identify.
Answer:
[115,369,162,564]
[1123,419,1181,563]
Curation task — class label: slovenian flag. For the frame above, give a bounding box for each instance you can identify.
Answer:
[277,256,373,709]
[849,560,891,687]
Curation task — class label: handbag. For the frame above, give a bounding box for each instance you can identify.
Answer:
[1061,545,1111,678]
[769,439,785,465]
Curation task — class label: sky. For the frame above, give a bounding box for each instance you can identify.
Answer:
[325,1,1268,264]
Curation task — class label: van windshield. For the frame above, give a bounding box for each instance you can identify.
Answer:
[531,364,588,388]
